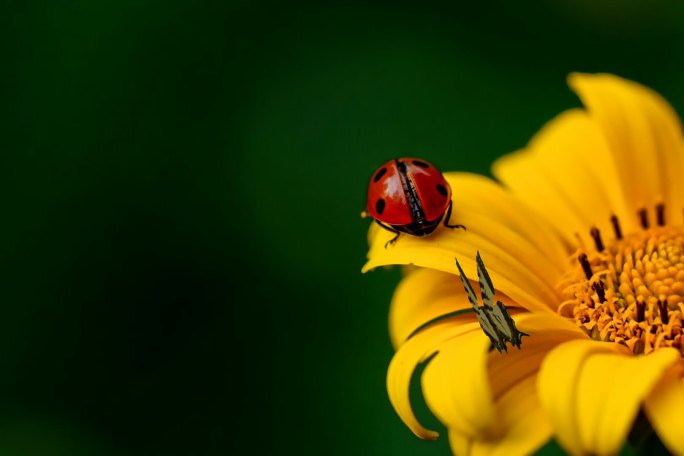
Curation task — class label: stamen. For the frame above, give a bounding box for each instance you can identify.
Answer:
[563,224,684,355]
[610,215,623,240]
[634,340,645,354]
[658,299,670,324]
[636,298,646,322]
[592,281,605,303]
[639,208,649,229]
[578,253,593,280]
[657,203,665,227]
[590,227,604,252]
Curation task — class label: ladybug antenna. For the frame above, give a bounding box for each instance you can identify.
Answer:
[360,211,369,219]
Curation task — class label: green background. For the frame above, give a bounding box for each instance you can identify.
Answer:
[2,1,684,454]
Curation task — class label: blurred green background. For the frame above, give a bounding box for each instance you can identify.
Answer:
[2,1,684,454]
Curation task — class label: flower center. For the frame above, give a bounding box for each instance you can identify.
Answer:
[559,206,684,355]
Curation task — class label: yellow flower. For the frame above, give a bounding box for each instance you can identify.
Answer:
[363,74,684,455]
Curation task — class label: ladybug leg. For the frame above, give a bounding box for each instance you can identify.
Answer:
[443,201,466,230]
[385,232,401,248]
[375,220,401,248]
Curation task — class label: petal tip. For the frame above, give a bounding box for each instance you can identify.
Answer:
[567,71,606,89]
[422,430,440,441]
[566,71,587,87]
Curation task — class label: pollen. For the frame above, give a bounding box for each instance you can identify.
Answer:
[558,207,684,356]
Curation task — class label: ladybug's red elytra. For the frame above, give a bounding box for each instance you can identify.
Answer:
[365,158,465,247]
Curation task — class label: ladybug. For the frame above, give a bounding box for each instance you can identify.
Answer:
[365,158,464,247]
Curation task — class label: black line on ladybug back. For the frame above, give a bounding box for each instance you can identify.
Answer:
[373,167,387,183]
[395,159,426,224]
[412,160,429,168]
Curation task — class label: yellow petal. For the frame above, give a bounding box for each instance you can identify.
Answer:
[538,340,622,455]
[569,73,684,230]
[421,314,585,438]
[494,146,584,246]
[489,314,587,401]
[575,350,678,455]
[448,376,552,456]
[389,267,519,349]
[435,311,586,455]
[386,315,480,440]
[421,329,495,438]
[644,362,684,455]
[538,340,679,455]
[364,229,558,313]
[493,109,630,248]
[446,173,569,271]
[448,431,472,456]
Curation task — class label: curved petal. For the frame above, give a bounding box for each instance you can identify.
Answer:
[494,146,585,246]
[644,362,684,455]
[421,329,495,438]
[493,109,631,248]
[421,314,586,438]
[386,315,480,440]
[425,314,585,455]
[488,314,588,401]
[389,267,518,349]
[569,73,684,231]
[447,376,552,456]
[364,226,558,313]
[446,173,569,270]
[538,340,679,455]
[537,340,621,455]
[448,431,472,456]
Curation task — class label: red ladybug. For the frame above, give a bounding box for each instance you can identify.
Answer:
[366,158,464,247]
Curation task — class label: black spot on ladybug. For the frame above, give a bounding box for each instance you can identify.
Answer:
[412,160,430,168]
[376,198,386,215]
[373,167,387,182]
[436,184,448,197]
